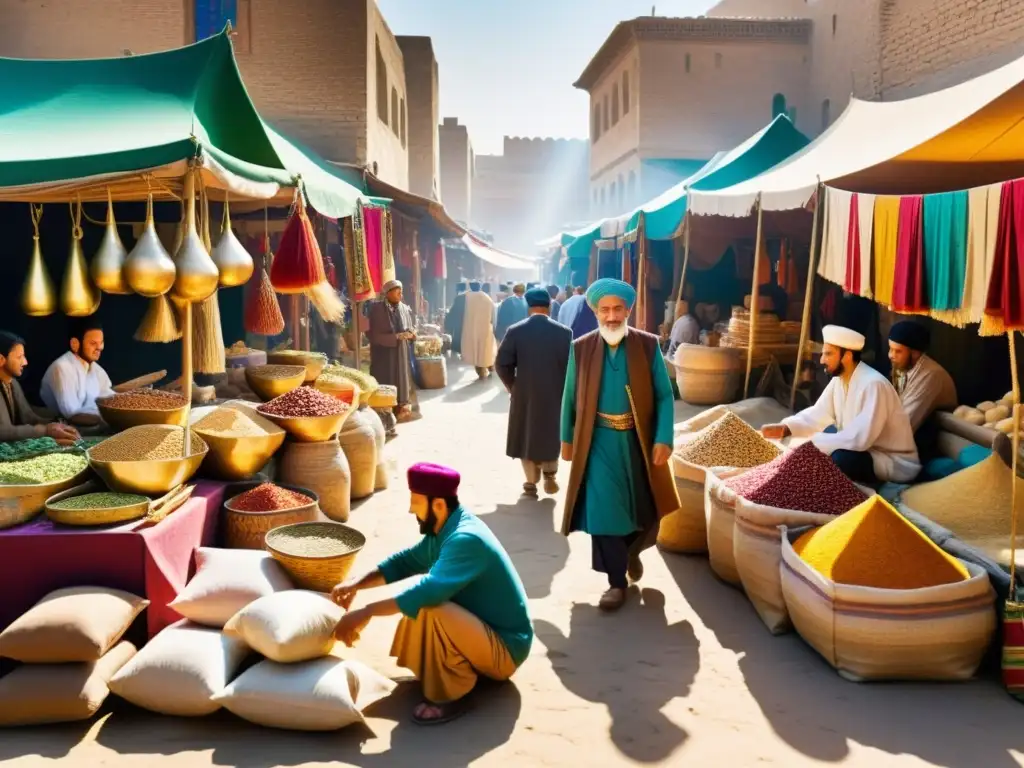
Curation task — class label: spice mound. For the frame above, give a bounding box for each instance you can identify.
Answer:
[322,364,378,394]
[50,492,148,510]
[248,365,305,381]
[676,412,781,468]
[230,482,314,512]
[194,405,282,437]
[726,441,867,515]
[793,495,970,589]
[91,427,206,462]
[258,387,349,418]
[0,453,88,485]
[101,390,187,411]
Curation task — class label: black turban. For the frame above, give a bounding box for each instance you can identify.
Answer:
[525,287,551,308]
[889,321,930,351]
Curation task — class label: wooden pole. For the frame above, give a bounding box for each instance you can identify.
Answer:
[675,209,692,318]
[743,195,765,398]
[413,229,422,322]
[1009,331,1020,592]
[637,213,648,331]
[181,302,193,458]
[790,186,823,410]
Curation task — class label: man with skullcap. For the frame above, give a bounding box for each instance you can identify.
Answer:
[332,463,531,725]
[888,320,957,434]
[495,283,528,342]
[367,279,417,419]
[762,324,920,484]
[496,287,572,497]
[560,278,679,611]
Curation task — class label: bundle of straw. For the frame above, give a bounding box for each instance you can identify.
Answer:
[134,295,182,343]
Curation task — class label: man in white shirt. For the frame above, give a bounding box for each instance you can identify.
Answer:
[40,320,114,427]
[761,325,920,484]
[887,321,958,434]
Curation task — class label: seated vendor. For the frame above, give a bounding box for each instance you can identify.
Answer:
[331,462,532,726]
[0,331,79,445]
[761,324,920,484]
[887,321,957,435]
[40,319,114,427]
[666,301,721,360]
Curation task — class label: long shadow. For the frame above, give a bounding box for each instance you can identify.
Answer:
[534,588,697,764]
[480,499,568,600]
[659,550,1024,767]
[0,716,95,761]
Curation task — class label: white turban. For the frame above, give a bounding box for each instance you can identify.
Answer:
[822,324,865,351]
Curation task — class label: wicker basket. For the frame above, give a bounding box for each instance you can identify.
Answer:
[223,481,321,550]
[265,521,366,592]
[673,345,743,406]
[418,356,447,390]
[0,466,93,530]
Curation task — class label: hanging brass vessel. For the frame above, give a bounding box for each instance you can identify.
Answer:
[61,218,100,317]
[134,295,182,343]
[125,194,176,298]
[212,199,254,288]
[172,174,219,303]
[21,232,56,317]
[91,193,131,295]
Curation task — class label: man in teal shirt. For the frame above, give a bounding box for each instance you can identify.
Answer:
[332,462,532,726]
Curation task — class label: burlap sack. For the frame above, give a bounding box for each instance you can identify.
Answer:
[338,408,378,500]
[278,441,351,522]
[704,469,748,586]
[658,457,711,554]
[780,528,996,681]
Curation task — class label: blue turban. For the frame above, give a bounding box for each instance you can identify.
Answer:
[468,281,481,292]
[456,281,467,292]
[586,278,636,310]
[525,287,551,308]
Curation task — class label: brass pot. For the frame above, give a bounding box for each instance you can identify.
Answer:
[87,427,208,495]
[259,409,351,443]
[244,365,306,402]
[91,193,131,295]
[212,199,254,288]
[196,428,286,481]
[61,229,100,317]
[266,350,327,383]
[172,173,219,303]
[125,194,176,297]
[97,397,189,432]
[21,232,56,317]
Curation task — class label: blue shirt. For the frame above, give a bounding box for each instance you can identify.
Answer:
[558,294,585,330]
[378,506,534,665]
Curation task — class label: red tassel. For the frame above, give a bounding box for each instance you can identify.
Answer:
[270,203,327,293]
[244,267,285,336]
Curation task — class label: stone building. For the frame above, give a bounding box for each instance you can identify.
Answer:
[397,36,441,200]
[0,0,412,188]
[439,117,474,226]
[473,138,590,256]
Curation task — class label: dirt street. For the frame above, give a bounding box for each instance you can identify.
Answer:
[2,362,1023,767]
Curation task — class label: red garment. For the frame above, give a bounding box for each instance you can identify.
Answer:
[844,194,861,295]
[363,206,384,293]
[986,180,1024,328]
[432,244,446,279]
[891,195,926,312]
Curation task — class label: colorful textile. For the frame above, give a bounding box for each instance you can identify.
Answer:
[986,180,1024,330]
[585,278,637,310]
[892,196,926,312]
[922,190,968,312]
[363,206,385,294]
[855,193,875,298]
[346,208,374,302]
[966,184,1003,328]
[872,196,901,307]
[844,195,862,296]
[819,188,852,286]
[1002,600,1024,703]
[381,210,396,285]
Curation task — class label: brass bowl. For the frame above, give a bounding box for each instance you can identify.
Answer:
[44,480,149,527]
[267,351,327,383]
[87,428,208,495]
[196,429,286,480]
[258,408,351,443]
[0,466,93,530]
[97,397,189,432]
[245,365,306,402]
[265,521,366,592]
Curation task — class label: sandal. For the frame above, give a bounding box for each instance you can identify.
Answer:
[598,587,626,612]
[411,698,470,726]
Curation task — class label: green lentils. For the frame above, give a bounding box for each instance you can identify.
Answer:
[50,492,148,510]
[676,412,782,468]
[0,453,88,485]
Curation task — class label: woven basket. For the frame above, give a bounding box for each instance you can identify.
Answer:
[673,345,742,406]
[265,521,366,593]
[338,408,378,500]
[418,356,447,390]
[0,466,92,530]
[223,481,320,550]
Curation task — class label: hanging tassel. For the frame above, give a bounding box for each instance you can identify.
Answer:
[244,208,286,336]
[191,186,225,374]
[135,295,182,343]
[271,194,343,321]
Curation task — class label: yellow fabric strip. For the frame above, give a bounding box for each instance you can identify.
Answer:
[872,195,901,307]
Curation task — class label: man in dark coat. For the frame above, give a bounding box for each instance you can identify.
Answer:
[369,279,417,421]
[446,282,468,356]
[495,287,572,498]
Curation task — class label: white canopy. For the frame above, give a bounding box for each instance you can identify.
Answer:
[461,235,539,272]
[690,49,1024,217]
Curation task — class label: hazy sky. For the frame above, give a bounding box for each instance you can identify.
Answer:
[378,0,718,155]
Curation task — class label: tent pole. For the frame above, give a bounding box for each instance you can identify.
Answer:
[743,195,765,398]
[1008,331,1020,593]
[790,185,823,410]
[675,209,692,319]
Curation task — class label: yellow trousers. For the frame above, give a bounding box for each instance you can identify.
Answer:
[391,602,517,704]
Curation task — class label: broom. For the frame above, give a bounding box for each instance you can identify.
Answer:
[270,194,343,322]
[189,186,225,374]
[135,295,182,342]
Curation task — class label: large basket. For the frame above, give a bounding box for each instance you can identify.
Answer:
[418,356,447,390]
[223,481,321,550]
[0,466,92,530]
[265,521,366,592]
[673,345,742,406]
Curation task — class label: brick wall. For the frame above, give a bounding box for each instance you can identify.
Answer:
[398,36,440,200]
[439,117,472,224]
[366,2,409,189]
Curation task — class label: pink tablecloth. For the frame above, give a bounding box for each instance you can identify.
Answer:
[0,481,225,637]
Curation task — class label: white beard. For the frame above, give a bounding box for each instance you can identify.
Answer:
[599,323,627,347]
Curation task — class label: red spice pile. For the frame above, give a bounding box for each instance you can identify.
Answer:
[257,386,348,418]
[231,482,314,512]
[725,441,868,515]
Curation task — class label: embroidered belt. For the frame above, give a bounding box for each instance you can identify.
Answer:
[596,412,635,431]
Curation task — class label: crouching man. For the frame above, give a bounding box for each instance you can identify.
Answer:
[331,462,533,725]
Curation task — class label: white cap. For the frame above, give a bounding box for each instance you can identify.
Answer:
[821,324,865,351]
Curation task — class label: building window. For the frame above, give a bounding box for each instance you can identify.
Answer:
[622,70,630,114]
[821,99,831,131]
[628,170,637,203]
[376,37,388,126]
[600,187,606,208]
[400,98,407,147]
[593,105,601,141]
[593,188,599,207]
[391,88,400,137]
[685,53,691,73]
[832,14,837,36]
[612,84,620,125]
[772,93,787,119]
[617,174,625,207]
[603,95,609,132]
[715,52,722,69]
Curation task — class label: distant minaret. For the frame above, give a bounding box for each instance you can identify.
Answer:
[652,5,656,15]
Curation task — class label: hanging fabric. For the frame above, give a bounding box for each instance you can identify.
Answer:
[777,240,789,290]
[872,195,900,307]
[855,193,875,299]
[362,206,385,293]
[381,210,396,285]
[922,190,968,318]
[818,188,852,286]
[345,209,374,302]
[985,180,1024,330]
[891,196,927,312]
[844,195,862,296]
[965,184,1004,332]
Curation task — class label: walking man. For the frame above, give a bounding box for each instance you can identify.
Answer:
[560,278,679,611]
[462,281,498,378]
[496,287,572,498]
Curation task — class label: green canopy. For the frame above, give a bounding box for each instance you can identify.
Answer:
[0,30,365,218]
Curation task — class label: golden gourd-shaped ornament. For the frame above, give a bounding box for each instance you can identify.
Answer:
[91,190,131,295]
[20,205,56,317]
[172,173,219,303]
[125,193,176,297]
[61,201,101,317]
[212,197,254,287]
